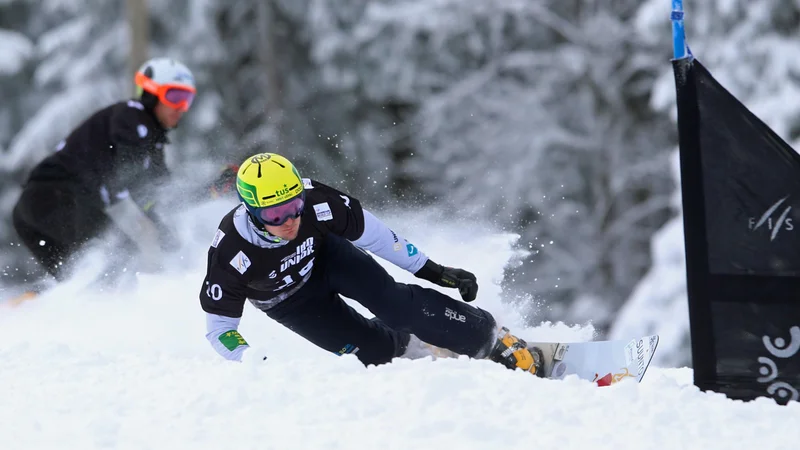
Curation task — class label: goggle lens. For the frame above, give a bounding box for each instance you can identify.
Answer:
[256,196,305,226]
[163,88,195,110]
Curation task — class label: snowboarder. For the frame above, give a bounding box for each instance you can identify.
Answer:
[11,57,196,283]
[199,152,543,374]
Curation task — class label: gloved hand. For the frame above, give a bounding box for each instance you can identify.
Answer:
[414,259,479,302]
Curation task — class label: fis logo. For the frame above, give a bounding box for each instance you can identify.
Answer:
[280,237,314,272]
[230,251,251,275]
[748,196,794,241]
[445,307,466,322]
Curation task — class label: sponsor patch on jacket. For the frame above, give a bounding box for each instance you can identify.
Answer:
[230,251,251,274]
[314,202,333,221]
[137,124,148,138]
[302,178,314,189]
[219,330,248,351]
[211,229,225,248]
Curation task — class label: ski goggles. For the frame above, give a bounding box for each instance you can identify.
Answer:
[251,193,306,226]
[135,72,196,112]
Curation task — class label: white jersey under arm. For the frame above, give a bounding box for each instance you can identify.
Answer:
[206,313,249,361]
[351,209,428,273]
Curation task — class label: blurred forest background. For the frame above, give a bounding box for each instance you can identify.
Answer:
[2,0,800,352]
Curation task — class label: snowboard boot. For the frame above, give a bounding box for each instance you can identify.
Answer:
[487,327,544,377]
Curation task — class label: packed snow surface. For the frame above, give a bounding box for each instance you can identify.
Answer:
[1,202,798,449]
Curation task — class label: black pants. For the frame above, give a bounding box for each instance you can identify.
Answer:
[265,234,497,366]
[12,180,110,282]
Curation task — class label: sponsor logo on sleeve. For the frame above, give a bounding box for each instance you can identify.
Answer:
[406,243,418,257]
[219,330,248,351]
[336,344,360,356]
[137,124,148,138]
[302,178,314,189]
[314,202,333,221]
[211,229,225,248]
[230,251,251,274]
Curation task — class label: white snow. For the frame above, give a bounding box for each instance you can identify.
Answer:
[0,28,34,75]
[1,201,798,449]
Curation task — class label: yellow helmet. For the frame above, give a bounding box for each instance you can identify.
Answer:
[236,153,304,208]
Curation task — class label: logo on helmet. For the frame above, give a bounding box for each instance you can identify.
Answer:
[250,154,271,164]
[237,178,259,207]
[276,184,291,197]
[174,71,194,84]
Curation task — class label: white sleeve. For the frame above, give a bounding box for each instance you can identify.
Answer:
[206,313,249,361]
[350,209,428,273]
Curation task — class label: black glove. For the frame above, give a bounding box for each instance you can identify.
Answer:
[414,259,479,302]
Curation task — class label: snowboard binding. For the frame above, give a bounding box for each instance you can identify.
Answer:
[488,327,545,377]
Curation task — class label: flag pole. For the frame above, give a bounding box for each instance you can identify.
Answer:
[671,0,691,60]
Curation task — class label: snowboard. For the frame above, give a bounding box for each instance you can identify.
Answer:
[528,335,659,386]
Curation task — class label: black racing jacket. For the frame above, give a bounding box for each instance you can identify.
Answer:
[25,99,170,209]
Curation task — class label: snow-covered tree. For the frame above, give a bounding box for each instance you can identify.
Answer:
[0,0,48,282]
[300,0,677,331]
